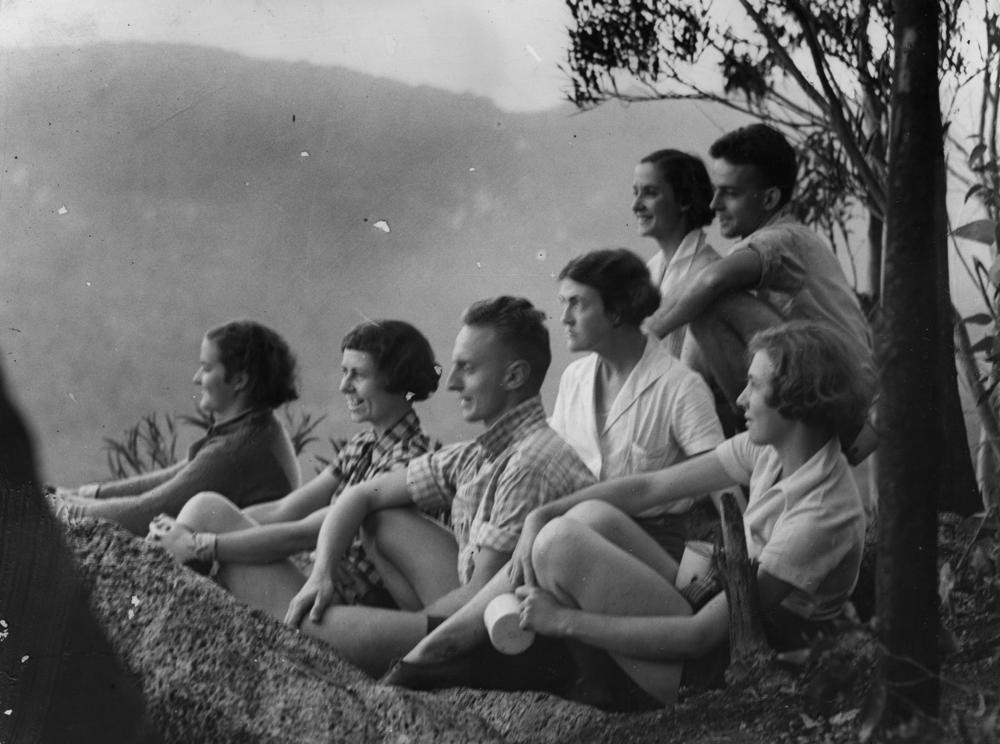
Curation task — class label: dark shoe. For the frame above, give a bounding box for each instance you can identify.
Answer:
[381,652,481,691]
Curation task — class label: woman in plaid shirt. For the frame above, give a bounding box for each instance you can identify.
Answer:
[148,319,441,616]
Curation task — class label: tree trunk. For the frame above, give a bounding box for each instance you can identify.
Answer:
[868,211,883,302]
[717,492,769,686]
[873,0,943,731]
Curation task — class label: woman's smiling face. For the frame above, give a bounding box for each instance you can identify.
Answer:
[339,348,410,432]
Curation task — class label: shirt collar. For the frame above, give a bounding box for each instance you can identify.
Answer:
[475,395,546,457]
[368,408,422,459]
[206,407,267,437]
[667,228,706,266]
[771,436,843,505]
[759,205,797,231]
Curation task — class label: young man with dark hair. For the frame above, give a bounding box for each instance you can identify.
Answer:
[643,124,870,435]
[279,296,595,675]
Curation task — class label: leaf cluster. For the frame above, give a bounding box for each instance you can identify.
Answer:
[564,0,992,267]
[102,405,327,478]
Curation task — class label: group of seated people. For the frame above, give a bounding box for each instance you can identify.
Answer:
[49,122,876,711]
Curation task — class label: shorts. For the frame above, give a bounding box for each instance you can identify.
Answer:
[634,512,687,562]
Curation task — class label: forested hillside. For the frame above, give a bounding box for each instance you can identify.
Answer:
[0,42,739,482]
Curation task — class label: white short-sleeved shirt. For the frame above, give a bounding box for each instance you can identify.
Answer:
[646,228,722,360]
[550,339,724,516]
[731,209,871,349]
[715,432,866,621]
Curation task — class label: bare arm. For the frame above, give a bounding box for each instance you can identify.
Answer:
[284,470,412,626]
[421,547,509,618]
[88,460,187,499]
[644,251,763,340]
[213,507,331,564]
[243,469,342,526]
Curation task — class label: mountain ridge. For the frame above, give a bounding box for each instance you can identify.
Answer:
[0,42,740,482]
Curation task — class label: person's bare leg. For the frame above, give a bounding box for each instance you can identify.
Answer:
[300,605,428,676]
[361,507,459,611]
[402,567,514,663]
[403,502,682,667]
[563,500,680,583]
[286,509,464,676]
[176,491,257,532]
[531,516,692,705]
[171,491,310,619]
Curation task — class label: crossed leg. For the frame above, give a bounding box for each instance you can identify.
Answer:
[403,500,692,704]
[529,511,692,705]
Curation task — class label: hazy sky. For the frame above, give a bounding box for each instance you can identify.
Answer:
[0,0,573,111]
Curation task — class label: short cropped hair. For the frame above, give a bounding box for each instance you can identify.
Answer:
[709,124,798,208]
[748,320,875,439]
[341,319,440,402]
[206,320,299,409]
[558,248,660,328]
[462,296,551,393]
[639,149,714,229]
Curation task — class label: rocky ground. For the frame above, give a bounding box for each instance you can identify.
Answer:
[61,514,1000,744]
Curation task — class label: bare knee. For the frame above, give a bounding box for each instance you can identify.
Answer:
[176,491,242,532]
[531,517,592,587]
[565,500,631,538]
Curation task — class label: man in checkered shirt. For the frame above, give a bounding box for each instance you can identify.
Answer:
[283,296,596,675]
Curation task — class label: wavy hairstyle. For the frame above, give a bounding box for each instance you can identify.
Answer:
[205,320,299,409]
[462,296,551,392]
[341,319,440,402]
[639,149,714,229]
[748,320,875,439]
[709,123,798,209]
[558,248,660,328]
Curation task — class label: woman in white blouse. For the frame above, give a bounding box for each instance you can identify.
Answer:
[551,248,724,561]
[632,149,720,361]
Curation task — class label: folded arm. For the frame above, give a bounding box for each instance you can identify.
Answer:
[213,507,331,564]
[243,468,342,526]
[644,251,763,340]
[283,470,412,626]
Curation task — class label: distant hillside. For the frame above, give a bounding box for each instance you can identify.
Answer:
[0,43,743,483]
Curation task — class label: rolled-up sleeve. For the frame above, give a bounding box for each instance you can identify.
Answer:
[407,443,466,514]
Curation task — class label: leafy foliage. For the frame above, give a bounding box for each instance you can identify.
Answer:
[102,405,326,478]
[102,412,191,479]
[563,0,998,297]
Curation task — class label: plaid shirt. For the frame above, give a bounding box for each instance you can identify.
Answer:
[407,395,595,583]
[328,409,432,602]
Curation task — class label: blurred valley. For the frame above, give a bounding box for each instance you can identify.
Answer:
[1,43,748,483]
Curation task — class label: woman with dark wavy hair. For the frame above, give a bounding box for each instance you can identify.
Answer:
[388,320,876,711]
[147,319,441,615]
[551,248,723,561]
[632,149,720,361]
[49,320,301,535]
